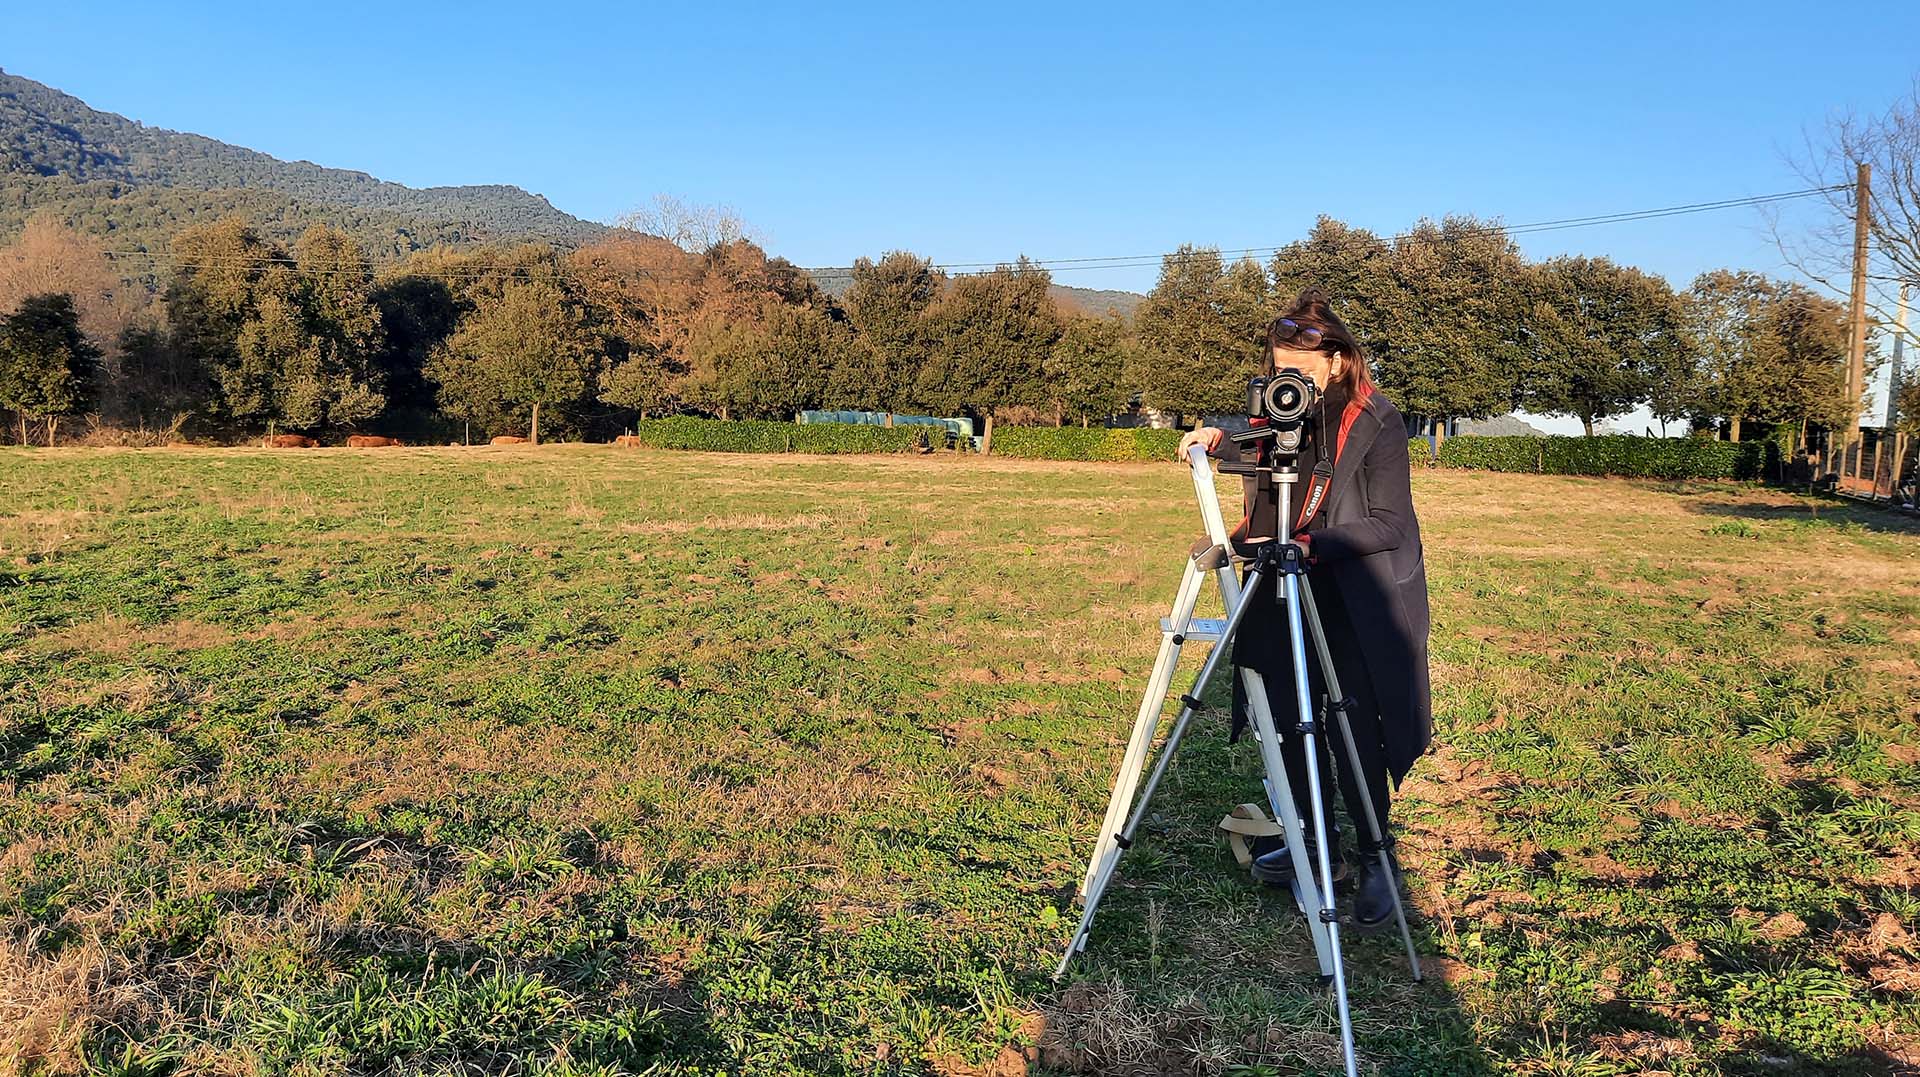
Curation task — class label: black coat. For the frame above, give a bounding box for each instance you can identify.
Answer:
[1214,391,1433,781]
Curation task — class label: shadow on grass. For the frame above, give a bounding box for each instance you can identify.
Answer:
[1684,493,1920,536]
[1046,701,1914,1074]
[1048,704,1501,1076]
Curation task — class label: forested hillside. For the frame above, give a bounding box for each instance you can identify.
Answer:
[1049,284,1143,319]
[0,69,606,256]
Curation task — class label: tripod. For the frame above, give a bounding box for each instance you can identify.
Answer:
[1055,444,1421,1077]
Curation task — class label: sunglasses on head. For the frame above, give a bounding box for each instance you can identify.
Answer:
[1272,318,1327,349]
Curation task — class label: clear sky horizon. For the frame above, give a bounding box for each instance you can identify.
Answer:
[10,2,1920,432]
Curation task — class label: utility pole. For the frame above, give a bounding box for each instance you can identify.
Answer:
[1844,162,1872,467]
[1891,283,1909,429]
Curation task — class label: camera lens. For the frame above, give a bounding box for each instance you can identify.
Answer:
[1260,370,1316,423]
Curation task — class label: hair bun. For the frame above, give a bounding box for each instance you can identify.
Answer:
[1286,287,1332,316]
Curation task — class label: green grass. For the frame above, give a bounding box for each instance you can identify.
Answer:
[1,446,1917,1076]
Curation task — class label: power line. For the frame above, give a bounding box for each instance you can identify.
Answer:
[92,184,1847,282]
[856,185,1850,274]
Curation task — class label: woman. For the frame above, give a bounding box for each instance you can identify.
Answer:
[1175,289,1432,929]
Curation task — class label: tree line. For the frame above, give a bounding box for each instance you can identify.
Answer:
[0,210,1868,446]
[1133,216,1863,442]
[0,216,1130,443]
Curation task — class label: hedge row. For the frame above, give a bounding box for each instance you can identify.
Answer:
[620,419,1769,480]
[628,416,927,454]
[988,426,1185,461]
[625,417,1185,460]
[1434,434,1767,479]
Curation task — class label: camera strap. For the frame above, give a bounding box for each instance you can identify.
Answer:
[1219,803,1286,867]
[1294,460,1334,532]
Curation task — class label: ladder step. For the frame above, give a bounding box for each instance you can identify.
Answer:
[1161,616,1228,642]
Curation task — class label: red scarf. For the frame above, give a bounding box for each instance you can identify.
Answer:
[1292,383,1373,532]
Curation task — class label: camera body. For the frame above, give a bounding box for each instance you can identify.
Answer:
[1248,369,1318,424]
[1227,369,1320,458]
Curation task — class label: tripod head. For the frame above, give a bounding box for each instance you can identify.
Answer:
[1207,370,1332,584]
[1216,421,1303,480]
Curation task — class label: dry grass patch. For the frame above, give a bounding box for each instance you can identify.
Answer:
[36,614,234,657]
[0,930,114,1077]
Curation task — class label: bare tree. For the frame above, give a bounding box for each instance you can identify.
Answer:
[1774,82,1920,380]
[615,194,756,254]
[0,218,145,351]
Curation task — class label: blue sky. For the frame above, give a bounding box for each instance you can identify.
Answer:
[10,2,1920,430]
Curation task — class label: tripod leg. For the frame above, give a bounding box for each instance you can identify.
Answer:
[1076,555,1208,900]
[1297,579,1423,982]
[1281,571,1358,1077]
[1063,564,1275,976]
[1109,577,1258,850]
[1215,570,1337,977]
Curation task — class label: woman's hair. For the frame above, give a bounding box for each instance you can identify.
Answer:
[1265,288,1374,399]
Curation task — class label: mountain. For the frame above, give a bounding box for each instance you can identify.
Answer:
[1049,284,1143,320]
[0,69,607,260]
[1,71,1152,314]
[810,268,1144,322]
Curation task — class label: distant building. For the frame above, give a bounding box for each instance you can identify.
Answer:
[1455,415,1551,437]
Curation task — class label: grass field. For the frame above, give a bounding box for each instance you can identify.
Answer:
[2,445,1917,1077]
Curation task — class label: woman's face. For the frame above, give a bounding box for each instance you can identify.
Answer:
[1271,345,1340,390]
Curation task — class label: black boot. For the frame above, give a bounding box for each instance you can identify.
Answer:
[1250,823,1346,888]
[1353,845,1402,930]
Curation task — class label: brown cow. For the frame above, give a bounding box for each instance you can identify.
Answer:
[267,434,317,448]
[490,435,529,445]
[614,434,643,447]
[347,435,404,448]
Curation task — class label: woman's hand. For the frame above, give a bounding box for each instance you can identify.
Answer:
[1176,427,1223,461]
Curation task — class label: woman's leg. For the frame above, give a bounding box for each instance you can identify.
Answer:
[1309,579,1394,852]
[1330,686,1393,852]
[1324,648,1403,926]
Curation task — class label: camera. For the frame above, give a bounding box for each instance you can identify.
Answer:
[1224,369,1320,457]
[1248,369,1318,424]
